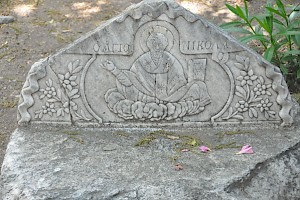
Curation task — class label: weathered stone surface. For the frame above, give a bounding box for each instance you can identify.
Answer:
[2,0,300,199]
[1,117,300,199]
[0,16,14,24]
[17,0,295,127]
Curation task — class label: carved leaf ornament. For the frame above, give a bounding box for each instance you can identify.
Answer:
[223,56,276,121]
[34,60,91,121]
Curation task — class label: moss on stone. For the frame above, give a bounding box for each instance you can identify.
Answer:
[214,142,242,150]
[216,129,255,140]
[0,99,18,108]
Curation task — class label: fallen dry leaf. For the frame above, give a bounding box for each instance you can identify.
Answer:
[181,149,189,152]
[167,135,179,140]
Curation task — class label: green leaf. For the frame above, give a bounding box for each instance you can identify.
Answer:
[281,54,294,62]
[255,17,270,33]
[224,27,252,34]
[264,46,275,61]
[266,7,285,18]
[283,50,300,55]
[266,15,274,35]
[188,139,198,146]
[297,69,300,79]
[244,0,249,18]
[280,65,289,75]
[236,5,247,21]
[273,21,286,34]
[292,34,300,47]
[272,18,285,26]
[255,25,263,34]
[220,21,245,29]
[276,0,287,17]
[281,31,300,36]
[289,18,300,28]
[240,34,269,43]
[225,4,241,18]
[289,9,300,21]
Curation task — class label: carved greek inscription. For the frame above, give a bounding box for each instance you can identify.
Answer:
[94,43,133,55]
[180,40,231,54]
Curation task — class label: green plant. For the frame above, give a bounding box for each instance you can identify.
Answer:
[221,0,300,92]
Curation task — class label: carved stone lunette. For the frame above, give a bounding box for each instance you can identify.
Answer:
[17,0,295,126]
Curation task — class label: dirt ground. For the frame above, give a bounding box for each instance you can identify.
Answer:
[0,0,298,170]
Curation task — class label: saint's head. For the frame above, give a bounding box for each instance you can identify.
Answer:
[146,32,168,52]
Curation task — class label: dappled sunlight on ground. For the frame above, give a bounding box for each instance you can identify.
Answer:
[179,1,237,24]
[13,4,36,17]
[179,1,201,14]
[97,0,107,6]
[72,2,101,18]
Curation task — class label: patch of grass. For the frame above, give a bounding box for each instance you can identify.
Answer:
[55,33,75,44]
[214,142,242,150]
[47,9,64,17]
[0,133,6,144]
[47,9,67,22]
[32,20,48,27]
[0,41,8,49]
[0,50,10,59]
[6,55,15,62]
[216,129,255,140]
[135,135,156,146]
[62,130,80,135]
[62,130,84,144]
[169,155,179,164]
[33,0,42,6]
[68,135,84,144]
[112,130,129,137]
[9,25,22,36]
[135,130,202,152]
[292,93,300,104]
[0,99,18,108]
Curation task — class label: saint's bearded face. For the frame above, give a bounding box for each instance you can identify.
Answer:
[146,33,168,53]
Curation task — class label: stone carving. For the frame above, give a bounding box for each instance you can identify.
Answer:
[102,32,211,121]
[18,59,47,124]
[17,0,295,126]
[34,60,92,121]
[116,0,198,23]
[222,55,276,121]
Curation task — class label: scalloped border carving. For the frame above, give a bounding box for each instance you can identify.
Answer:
[116,0,200,23]
[260,58,293,126]
[17,59,47,125]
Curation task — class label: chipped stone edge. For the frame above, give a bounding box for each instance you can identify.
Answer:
[17,59,48,125]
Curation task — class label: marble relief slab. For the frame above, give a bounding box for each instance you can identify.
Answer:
[17,0,294,127]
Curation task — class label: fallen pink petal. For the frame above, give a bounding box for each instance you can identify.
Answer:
[199,145,211,153]
[236,145,254,154]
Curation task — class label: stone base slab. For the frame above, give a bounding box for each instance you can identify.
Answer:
[1,119,300,199]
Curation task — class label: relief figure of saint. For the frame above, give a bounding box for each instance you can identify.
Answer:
[102,32,211,121]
